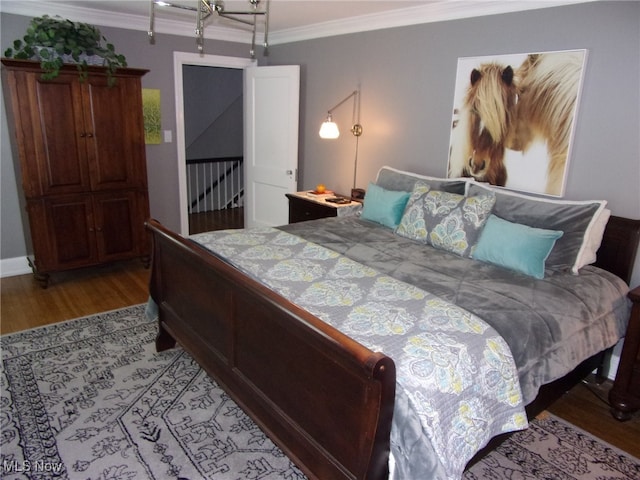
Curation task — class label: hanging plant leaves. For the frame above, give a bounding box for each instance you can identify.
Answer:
[3,15,127,85]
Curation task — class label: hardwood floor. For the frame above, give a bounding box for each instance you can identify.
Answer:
[1,257,639,460]
[1,208,243,333]
[0,259,150,335]
[189,207,244,234]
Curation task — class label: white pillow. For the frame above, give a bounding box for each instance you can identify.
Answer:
[575,208,610,270]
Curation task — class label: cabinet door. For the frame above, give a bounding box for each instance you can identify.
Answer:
[30,195,99,271]
[29,73,91,195]
[83,76,144,191]
[93,192,141,261]
[3,60,150,277]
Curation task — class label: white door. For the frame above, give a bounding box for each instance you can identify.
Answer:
[244,65,300,228]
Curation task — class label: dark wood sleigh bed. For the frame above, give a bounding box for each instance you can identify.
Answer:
[146,211,639,480]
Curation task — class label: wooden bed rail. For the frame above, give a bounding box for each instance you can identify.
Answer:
[594,215,640,286]
[146,219,396,480]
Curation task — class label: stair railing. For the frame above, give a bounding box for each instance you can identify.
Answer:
[187,157,244,213]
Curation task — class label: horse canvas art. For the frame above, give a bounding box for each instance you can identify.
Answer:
[448,50,587,196]
[448,63,517,187]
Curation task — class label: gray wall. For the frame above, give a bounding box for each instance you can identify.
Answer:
[267,1,640,285]
[183,65,243,160]
[2,2,639,283]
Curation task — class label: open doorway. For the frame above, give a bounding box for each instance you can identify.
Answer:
[183,65,244,234]
[173,52,255,235]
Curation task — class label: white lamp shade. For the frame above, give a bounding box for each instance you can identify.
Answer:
[319,120,340,139]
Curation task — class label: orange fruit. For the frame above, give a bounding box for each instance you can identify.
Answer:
[316,184,326,193]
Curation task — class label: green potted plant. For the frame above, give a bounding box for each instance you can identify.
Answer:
[3,15,127,85]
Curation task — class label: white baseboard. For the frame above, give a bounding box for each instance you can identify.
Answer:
[605,341,623,380]
[0,256,31,278]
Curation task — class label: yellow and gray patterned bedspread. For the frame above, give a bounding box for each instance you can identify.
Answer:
[191,227,528,480]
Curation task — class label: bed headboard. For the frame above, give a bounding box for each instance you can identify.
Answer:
[594,215,640,285]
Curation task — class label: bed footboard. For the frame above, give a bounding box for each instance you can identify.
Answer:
[146,219,396,480]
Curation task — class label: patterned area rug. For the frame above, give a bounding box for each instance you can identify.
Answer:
[463,412,640,480]
[1,305,638,480]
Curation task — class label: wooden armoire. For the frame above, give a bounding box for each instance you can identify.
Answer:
[2,59,150,287]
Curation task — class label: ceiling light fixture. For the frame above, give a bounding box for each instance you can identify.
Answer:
[148,0,270,58]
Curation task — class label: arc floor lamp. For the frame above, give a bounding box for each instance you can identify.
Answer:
[319,89,364,199]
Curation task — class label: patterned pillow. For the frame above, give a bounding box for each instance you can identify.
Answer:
[396,183,496,257]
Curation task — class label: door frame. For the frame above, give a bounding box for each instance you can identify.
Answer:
[173,52,256,235]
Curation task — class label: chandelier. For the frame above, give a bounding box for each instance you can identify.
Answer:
[148,0,270,58]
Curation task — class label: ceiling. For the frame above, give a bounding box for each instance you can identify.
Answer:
[1,0,593,46]
[63,1,435,31]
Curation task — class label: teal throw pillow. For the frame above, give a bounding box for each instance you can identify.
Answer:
[396,183,495,257]
[473,215,564,279]
[360,183,411,229]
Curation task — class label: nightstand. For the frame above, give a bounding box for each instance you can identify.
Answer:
[286,192,362,224]
[609,285,640,421]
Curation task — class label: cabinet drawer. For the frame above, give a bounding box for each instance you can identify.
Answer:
[287,195,337,223]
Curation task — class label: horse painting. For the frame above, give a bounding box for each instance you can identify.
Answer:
[507,52,585,196]
[448,63,517,186]
[448,50,586,196]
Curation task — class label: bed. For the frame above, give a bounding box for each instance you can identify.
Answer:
[146,166,639,480]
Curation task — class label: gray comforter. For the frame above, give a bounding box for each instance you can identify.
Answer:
[279,216,631,404]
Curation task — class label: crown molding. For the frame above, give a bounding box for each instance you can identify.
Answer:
[0,0,253,44]
[268,0,596,45]
[0,1,597,46]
